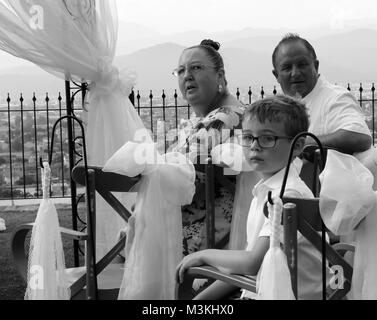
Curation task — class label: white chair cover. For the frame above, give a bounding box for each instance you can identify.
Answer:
[350,198,377,300]
[103,142,195,299]
[211,142,261,249]
[319,150,375,235]
[25,162,70,300]
[319,150,377,299]
[0,0,148,259]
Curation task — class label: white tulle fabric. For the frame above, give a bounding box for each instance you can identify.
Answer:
[257,197,295,300]
[350,199,377,300]
[319,150,376,235]
[319,150,377,299]
[0,0,146,259]
[211,142,254,173]
[25,162,70,300]
[210,142,261,250]
[103,142,195,299]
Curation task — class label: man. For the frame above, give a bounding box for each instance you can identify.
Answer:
[272,33,372,154]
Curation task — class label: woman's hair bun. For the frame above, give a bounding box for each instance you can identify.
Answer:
[200,39,220,51]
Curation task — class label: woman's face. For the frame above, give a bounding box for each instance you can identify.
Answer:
[177,48,222,116]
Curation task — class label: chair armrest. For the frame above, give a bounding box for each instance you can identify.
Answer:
[11,224,34,281]
[175,266,256,300]
[59,227,88,241]
[11,223,88,281]
[332,242,355,257]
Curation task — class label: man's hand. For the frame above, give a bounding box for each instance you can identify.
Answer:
[304,136,317,147]
[302,139,323,162]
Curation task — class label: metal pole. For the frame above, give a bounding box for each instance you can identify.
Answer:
[205,157,215,248]
[65,80,80,267]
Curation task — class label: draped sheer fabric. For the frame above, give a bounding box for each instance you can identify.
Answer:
[350,200,377,300]
[210,142,261,250]
[319,150,377,299]
[0,0,148,259]
[103,142,196,299]
[25,162,70,300]
[319,150,375,235]
[257,197,295,300]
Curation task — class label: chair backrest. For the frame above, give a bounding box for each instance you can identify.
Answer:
[70,165,140,299]
[195,159,237,249]
[72,165,140,222]
[300,145,353,196]
[300,147,328,196]
[264,197,353,300]
[72,165,139,192]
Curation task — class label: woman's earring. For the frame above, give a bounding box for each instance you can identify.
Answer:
[218,84,223,93]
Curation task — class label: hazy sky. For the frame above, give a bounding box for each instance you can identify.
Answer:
[1,0,376,71]
[116,0,377,33]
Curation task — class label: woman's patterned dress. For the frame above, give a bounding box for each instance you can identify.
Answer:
[169,105,244,255]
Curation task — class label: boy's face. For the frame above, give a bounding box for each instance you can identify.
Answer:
[242,116,293,180]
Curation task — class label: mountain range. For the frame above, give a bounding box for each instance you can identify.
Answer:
[0,25,376,99]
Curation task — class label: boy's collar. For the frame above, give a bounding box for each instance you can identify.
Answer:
[252,158,303,197]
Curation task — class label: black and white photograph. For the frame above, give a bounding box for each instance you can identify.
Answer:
[0,0,377,309]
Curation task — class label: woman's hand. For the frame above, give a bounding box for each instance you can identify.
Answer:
[176,251,206,284]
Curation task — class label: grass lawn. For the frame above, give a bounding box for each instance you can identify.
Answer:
[0,203,85,300]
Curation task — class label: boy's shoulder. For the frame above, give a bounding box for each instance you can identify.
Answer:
[282,178,314,199]
[261,159,314,199]
[274,171,314,200]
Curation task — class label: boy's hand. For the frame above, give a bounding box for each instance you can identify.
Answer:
[175,251,205,284]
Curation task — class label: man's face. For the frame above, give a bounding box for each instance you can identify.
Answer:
[273,41,319,98]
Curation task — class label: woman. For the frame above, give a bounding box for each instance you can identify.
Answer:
[171,39,249,255]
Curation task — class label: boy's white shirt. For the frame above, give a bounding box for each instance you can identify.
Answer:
[241,158,326,300]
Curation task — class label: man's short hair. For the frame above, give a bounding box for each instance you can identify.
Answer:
[272,33,317,69]
[243,94,310,138]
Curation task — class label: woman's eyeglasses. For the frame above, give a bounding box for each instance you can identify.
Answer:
[172,63,215,77]
[237,134,292,149]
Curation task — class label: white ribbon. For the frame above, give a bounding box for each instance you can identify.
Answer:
[25,163,70,300]
[319,150,375,235]
[257,197,295,300]
[103,142,195,299]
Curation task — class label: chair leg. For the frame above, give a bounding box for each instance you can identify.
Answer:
[283,203,298,299]
[205,159,215,248]
[85,169,98,300]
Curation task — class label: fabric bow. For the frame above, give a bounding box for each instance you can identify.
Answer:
[320,150,377,300]
[25,162,70,300]
[103,142,195,299]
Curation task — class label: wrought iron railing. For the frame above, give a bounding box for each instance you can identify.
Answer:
[0,83,375,201]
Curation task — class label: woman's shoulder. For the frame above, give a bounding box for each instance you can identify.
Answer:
[201,96,245,129]
[221,94,246,113]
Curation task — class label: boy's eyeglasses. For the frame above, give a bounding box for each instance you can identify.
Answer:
[172,63,215,77]
[237,134,293,149]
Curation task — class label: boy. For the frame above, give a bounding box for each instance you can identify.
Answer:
[176,95,325,300]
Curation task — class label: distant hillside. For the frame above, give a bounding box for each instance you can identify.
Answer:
[0,66,64,99]
[114,28,377,92]
[0,28,376,98]
[313,29,377,83]
[114,42,186,94]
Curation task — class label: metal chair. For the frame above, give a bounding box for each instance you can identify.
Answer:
[11,165,140,300]
[175,196,354,300]
[273,197,353,300]
[175,133,355,300]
